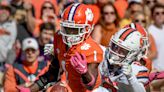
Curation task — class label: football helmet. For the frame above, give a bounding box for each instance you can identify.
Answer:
[124,23,149,57]
[107,27,143,64]
[60,3,94,46]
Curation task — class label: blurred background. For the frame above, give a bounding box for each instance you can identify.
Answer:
[0,0,163,92]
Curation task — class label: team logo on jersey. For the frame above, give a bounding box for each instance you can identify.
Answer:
[81,43,91,50]
[85,8,93,22]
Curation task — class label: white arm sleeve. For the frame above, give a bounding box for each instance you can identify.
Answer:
[128,75,146,92]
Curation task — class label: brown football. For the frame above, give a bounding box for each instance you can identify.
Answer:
[50,82,68,92]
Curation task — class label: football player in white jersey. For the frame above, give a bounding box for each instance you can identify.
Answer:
[99,27,149,92]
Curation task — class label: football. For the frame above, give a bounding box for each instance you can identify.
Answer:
[50,82,68,92]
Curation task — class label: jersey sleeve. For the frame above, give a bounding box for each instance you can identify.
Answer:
[78,37,104,63]
[79,44,103,63]
[131,62,149,84]
[85,50,103,63]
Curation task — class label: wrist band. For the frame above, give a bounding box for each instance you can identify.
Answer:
[36,76,48,90]
[36,79,45,90]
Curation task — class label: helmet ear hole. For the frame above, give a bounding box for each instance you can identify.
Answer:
[85,26,89,32]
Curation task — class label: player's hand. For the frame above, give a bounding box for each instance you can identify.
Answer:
[70,52,87,74]
[122,63,132,78]
[44,44,54,56]
[16,86,31,92]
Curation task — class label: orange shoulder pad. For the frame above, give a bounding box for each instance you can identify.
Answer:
[76,37,104,63]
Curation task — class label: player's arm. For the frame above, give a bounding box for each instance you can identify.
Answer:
[70,52,99,90]
[81,63,99,90]
[127,75,146,92]
[122,63,146,92]
[17,56,60,92]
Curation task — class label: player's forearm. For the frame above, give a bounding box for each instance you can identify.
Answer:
[81,71,92,84]
[29,59,59,91]
[81,71,97,90]
[29,83,40,92]
[30,73,49,91]
[128,75,146,92]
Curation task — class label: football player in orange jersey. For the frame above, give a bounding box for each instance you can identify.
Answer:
[17,3,104,92]
[57,3,104,92]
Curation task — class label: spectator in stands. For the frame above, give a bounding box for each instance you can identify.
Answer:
[0,1,17,66]
[144,0,157,9]
[92,2,119,47]
[4,38,50,92]
[0,1,17,87]
[120,1,144,28]
[37,22,55,61]
[34,1,59,37]
[147,3,164,92]
[11,0,35,38]
[143,0,157,23]
[114,0,128,19]
[133,12,148,27]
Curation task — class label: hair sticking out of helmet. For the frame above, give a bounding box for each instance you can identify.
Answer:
[124,23,149,58]
[60,3,94,47]
[107,27,144,65]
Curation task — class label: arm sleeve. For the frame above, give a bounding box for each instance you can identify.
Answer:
[128,75,146,92]
[4,66,18,92]
[35,56,60,90]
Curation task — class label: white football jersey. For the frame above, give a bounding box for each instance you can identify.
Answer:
[99,59,149,92]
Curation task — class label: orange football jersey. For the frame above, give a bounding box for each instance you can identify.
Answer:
[53,31,67,64]
[65,37,103,92]
[53,32,104,92]
[53,31,69,82]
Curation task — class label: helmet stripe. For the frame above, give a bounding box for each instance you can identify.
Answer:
[68,3,80,21]
[119,28,130,39]
[67,5,73,20]
[130,23,136,29]
[120,28,136,41]
[72,4,81,21]
[123,30,136,40]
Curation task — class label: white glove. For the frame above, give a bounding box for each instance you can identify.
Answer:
[122,63,132,78]
[44,44,54,56]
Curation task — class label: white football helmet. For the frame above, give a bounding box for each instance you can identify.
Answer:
[124,23,149,57]
[107,27,144,64]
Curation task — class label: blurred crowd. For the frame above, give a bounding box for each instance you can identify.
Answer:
[0,0,163,92]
